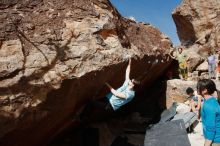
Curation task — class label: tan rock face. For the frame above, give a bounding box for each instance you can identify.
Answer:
[172,0,220,48]
[0,0,172,146]
[166,79,220,108]
[166,79,197,108]
[178,46,204,72]
[0,40,24,78]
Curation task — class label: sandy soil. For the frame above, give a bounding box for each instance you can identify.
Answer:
[188,120,204,146]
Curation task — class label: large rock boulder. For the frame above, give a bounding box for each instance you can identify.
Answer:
[166,79,197,108]
[172,0,220,48]
[0,0,172,146]
[196,61,208,72]
[172,0,220,74]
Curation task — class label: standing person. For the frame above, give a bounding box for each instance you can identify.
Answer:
[80,58,140,121]
[207,51,216,79]
[169,47,189,80]
[197,79,220,146]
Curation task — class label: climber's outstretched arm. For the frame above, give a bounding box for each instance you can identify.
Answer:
[125,58,131,81]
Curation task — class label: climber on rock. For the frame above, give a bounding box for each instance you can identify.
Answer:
[79,58,140,121]
[105,58,140,111]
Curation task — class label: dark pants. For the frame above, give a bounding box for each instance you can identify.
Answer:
[80,97,114,122]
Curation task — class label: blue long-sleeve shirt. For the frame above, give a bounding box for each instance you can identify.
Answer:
[201,97,220,142]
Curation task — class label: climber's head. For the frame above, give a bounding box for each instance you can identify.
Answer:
[129,79,140,90]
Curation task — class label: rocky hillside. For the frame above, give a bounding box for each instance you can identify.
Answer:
[0,0,172,146]
[172,0,220,74]
[173,0,220,48]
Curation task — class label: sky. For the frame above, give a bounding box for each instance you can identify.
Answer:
[110,0,182,45]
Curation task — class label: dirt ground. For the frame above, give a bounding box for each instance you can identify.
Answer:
[188,121,204,146]
[177,103,204,146]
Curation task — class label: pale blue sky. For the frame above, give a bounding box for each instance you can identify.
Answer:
[110,0,182,45]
